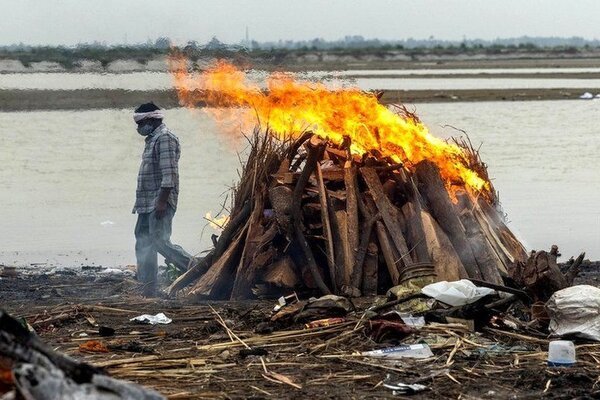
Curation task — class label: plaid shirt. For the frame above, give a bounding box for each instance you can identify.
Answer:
[132,123,180,214]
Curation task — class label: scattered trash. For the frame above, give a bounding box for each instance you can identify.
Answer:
[79,340,109,353]
[270,301,304,322]
[547,340,576,366]
[100,220,115,226]
[362,344,433,359]
[579,92,594,99]
[294,294,354,322]
[386,282,432,313]
[100,267,134,276]
[546,285,600,341]
[397,313,426,328]
[383,375,428,395]
[446,317,475,331]
[130,312,172,325]
[367,319,414,342]
[304,317,346,329]
[273,292,299,312]
[421,279,495,306]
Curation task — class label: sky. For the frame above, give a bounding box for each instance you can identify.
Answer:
[2,0,600,46]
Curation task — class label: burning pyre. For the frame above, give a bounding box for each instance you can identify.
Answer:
[167,60,528,300]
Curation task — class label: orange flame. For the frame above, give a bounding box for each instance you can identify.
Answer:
[170,58,488,192]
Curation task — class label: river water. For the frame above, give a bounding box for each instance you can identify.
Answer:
[3,71,600,92]
[1,100,598,267]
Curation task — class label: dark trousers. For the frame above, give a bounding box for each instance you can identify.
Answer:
[134,206,192,292]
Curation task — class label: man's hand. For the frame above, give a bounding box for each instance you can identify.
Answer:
[155,199,168,219]
[155,188,172,219]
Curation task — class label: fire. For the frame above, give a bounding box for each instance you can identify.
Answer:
[170,58,489,193]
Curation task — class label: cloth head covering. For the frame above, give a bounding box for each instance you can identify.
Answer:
[133,102,164,123]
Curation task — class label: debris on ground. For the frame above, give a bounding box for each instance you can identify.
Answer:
[130,313,172,325]
[1,260,600,398]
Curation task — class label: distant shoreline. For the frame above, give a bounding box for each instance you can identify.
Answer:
[0,88,596,111]
[3,54,600,74]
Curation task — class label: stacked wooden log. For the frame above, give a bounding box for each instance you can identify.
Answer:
[169,130,528,300]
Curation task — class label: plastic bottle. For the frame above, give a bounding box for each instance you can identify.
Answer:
[362,344,433,359]
[547,340,576,366]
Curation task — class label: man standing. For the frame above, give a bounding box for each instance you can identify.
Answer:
[132,102,193,296]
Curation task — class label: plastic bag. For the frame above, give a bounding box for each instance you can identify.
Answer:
[130,312,172,325]
[421,279,495,306]
[546,285,600,341]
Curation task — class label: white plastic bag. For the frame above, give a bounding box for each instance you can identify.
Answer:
[421,279,495,306]
[130,312,172,325]
[546,285,600,341]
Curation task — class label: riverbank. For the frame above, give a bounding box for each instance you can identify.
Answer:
[4,50,600,73]
[2,87,598,111]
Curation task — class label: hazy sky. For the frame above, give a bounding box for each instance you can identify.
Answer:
[2,0,600,46]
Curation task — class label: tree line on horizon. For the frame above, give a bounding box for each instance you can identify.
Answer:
[1,35,599,69]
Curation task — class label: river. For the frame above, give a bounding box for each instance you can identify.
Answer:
[1,100,598,267]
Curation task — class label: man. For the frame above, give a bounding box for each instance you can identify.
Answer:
[132,102,193,296]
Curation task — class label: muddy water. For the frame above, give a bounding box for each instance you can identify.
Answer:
[1,100,599,267]
[0,109,240,267]
[4,71,600,92]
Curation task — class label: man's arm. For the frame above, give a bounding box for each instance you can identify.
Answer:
[155,134,179,219]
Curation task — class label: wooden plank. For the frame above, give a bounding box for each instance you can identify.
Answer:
[476,197,528,263]
[344,162,360,291]
[421,210,468,281]
[334,210,350,287]
[375,221,401,285]
[471,205,512,273]
[455,191,504,284]
[316,163,337,292]
[189,224,248,299]
[362,240,379,296]
[414,160,483,280]
[360,167,413,271]
[401,201,431,263]
[262,256,299,288]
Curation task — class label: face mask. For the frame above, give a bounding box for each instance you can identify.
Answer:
[137,123,155,136]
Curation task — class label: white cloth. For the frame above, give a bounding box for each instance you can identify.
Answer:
[133,110,164,123]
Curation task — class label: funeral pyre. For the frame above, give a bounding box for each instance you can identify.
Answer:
[166,60,558,300]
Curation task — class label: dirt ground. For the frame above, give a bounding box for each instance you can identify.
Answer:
[1,265,600,399]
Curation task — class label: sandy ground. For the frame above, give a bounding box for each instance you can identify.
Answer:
[1,87,598,111]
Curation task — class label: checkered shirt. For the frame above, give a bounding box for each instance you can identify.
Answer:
[132,123,180,214]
